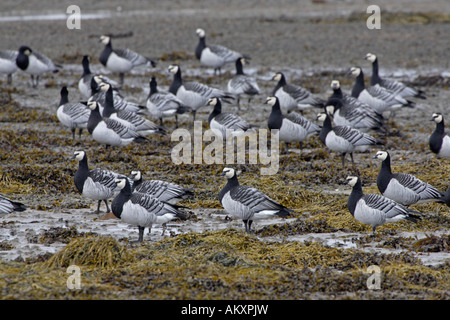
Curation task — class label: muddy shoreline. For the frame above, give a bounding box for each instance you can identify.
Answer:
[0,1,449,299]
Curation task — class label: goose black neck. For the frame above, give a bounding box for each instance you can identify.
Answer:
[59,87,69,105]
[435,119,445,134]
[267,100,283,130]
[319,114,333,144]
[347,179,364,216]
[208,100,222,124]
[351,70,366,98]
[273,74,287,94]
[15,51,29,70]
[74,154,89,193]
[90,77,99,93]
[149,77,158,97]
[169,68,182,95]
[102,87,116,117]
[99,41,112,66]
[370,58,381,86]
[132,176,143,191]
[381,153,392,175]
[195,37,206,59]
[219,174,240,204]
[82,56,91,76]
[87,104,102,134]
[377,154,392,194]
[331,87,343,99]
[235,59,244,75]
[112,180,133,219]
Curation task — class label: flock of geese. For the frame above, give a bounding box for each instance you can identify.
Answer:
[0,28,449,242]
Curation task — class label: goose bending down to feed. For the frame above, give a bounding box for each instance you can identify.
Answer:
[112,176,186,242]
[317,112,384,166]
[272,71,325,114]
[129,170,194,205]
[195,28,249,75]
[364,53,426,99]
[373,150,445,206]
[146,76,192,128]
[56,86,91,144]
[327,80,385,133]
[15,45,61,87]
[99,82,165,136]
[349,66,414,115]
[207,97,255,139]
[429,112,450,158]
[168,64,234,122]
[219,167,293,233]
[227,57,260,109]
[344,175,421,234]
[88,76,145,114]
[99,35,157,85]
[0,50,18,84]
[266,96,320,153]
[71,150,119,214]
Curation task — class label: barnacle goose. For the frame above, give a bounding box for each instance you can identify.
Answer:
[207,97,255,139]
[0,194,27,215]
[99,82,165,136]
[349,66,414,115]
[99,35,156,84]
[219,167,293,233]
[56,86,90,144]
[325,97,385,134]
[328,80,385,133]
[272,72,325,114]
[365,53,426,99]
[429,112,450,158]
[227,57,260,109]
[316,111,384,166]
[88,76,145,114]
[168,64,234,122]
[195,28,249,75]
[130,170,194,204]
[71,150,119,214]
[373,150,444,206]
[87,100,147,150]
[146,76,191,128]
[78,55,117,99]
[0,50,18,84]
[266,96,320,153]
[112,176,186,242]
[15,46,61,87]
[344,175,421,234]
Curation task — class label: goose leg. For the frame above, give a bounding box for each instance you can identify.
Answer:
[341,153,346,167]
[95,200,102,214]
[137,226,145,243]
[104,199,111,213]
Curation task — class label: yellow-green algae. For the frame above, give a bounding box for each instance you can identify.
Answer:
[0,230,449,299]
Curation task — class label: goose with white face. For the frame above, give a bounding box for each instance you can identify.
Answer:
[344,175,359,187]
[373,150,388,161]
[221,167,236,179]
[365,53,377,63]
[330,80,340,90]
